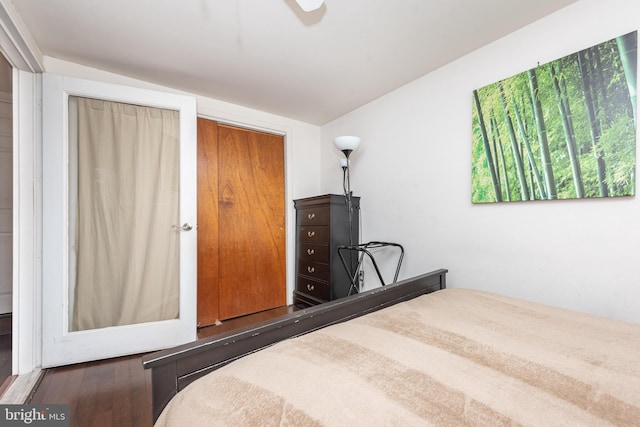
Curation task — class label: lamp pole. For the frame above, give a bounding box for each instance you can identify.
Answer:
[341,149,355,246]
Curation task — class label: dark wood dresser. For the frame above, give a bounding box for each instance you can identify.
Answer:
[293,194,360,306]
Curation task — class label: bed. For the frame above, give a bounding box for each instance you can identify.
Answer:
[142,269,640,426]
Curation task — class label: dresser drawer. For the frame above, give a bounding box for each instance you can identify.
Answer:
[299,243,328,263]
[297,259,329,281]
[297,207,330,225]
[296,277,330,301]
[298,225,329,243]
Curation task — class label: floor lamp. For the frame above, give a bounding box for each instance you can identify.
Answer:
[333,135,360,246]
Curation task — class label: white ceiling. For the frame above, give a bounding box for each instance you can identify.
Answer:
[13,0,577,125]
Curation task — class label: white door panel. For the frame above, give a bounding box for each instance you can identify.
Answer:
[42,74,197,367]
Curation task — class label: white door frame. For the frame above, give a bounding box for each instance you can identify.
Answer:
[0,0,44,376]
[41,74,197,367]
[12,69,41,376]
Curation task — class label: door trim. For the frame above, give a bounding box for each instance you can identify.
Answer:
[0,0,44,376]
[12,70,40,375]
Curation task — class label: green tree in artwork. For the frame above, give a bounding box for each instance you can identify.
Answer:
[617,32,637,125]
[527,68,558,200]
[473,89,502,202]
[498,81,529,200]
[491,116,511,201]
[511,94,546,199]
[578,48,609,197]
[550,63,584,198]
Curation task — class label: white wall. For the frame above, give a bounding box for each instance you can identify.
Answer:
[321,0,640,324]
[44,57,322,305]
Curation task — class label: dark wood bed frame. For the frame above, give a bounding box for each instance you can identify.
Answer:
[142,268,447,422]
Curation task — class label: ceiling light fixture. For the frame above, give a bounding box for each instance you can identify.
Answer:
[295,0,324,12]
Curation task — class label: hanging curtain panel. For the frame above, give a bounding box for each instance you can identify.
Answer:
[71,96,180,331]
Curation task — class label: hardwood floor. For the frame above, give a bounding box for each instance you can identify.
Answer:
[0,314,12,395]
[28,305,298,427]
[28,354,152,426]
[197,304,297,339]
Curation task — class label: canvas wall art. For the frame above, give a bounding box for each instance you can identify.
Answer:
[471,31,637,203]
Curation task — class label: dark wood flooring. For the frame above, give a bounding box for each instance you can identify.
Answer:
[28,305,298,427]
[0,314,13,395]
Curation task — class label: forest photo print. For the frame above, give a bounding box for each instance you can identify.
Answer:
[472,31,637,203]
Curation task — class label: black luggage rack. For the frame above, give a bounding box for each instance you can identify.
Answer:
[337,241,404,295]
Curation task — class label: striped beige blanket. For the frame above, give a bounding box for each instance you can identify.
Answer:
[156,289,640,426]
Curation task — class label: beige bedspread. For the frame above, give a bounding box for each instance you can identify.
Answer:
[156,289,640,426]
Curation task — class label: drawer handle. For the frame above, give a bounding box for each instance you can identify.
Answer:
[307,248,315,255]
[307,213,315,220]
[307,266,315,273]
[307,231,315,238]
[307,284,315,291]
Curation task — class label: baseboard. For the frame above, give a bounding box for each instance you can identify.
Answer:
[0,369,43,404]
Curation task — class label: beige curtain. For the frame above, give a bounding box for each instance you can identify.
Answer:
[72,97,180,331]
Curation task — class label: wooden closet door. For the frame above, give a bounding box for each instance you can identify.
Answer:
[197,119,286,325]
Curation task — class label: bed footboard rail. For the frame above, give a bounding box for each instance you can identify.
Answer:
[142,268,447,422]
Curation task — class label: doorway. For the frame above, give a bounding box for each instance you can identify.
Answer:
[0,52,12,388]
[197,118,286,326]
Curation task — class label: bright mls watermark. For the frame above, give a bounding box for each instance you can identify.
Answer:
[0,405,69,426]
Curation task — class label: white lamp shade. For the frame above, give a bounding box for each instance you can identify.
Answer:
[295,0,324,12]
[333,135,361,152]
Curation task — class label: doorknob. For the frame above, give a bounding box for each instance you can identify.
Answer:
[172,223,193,231]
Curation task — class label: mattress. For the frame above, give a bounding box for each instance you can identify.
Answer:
[156,288,640,426]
